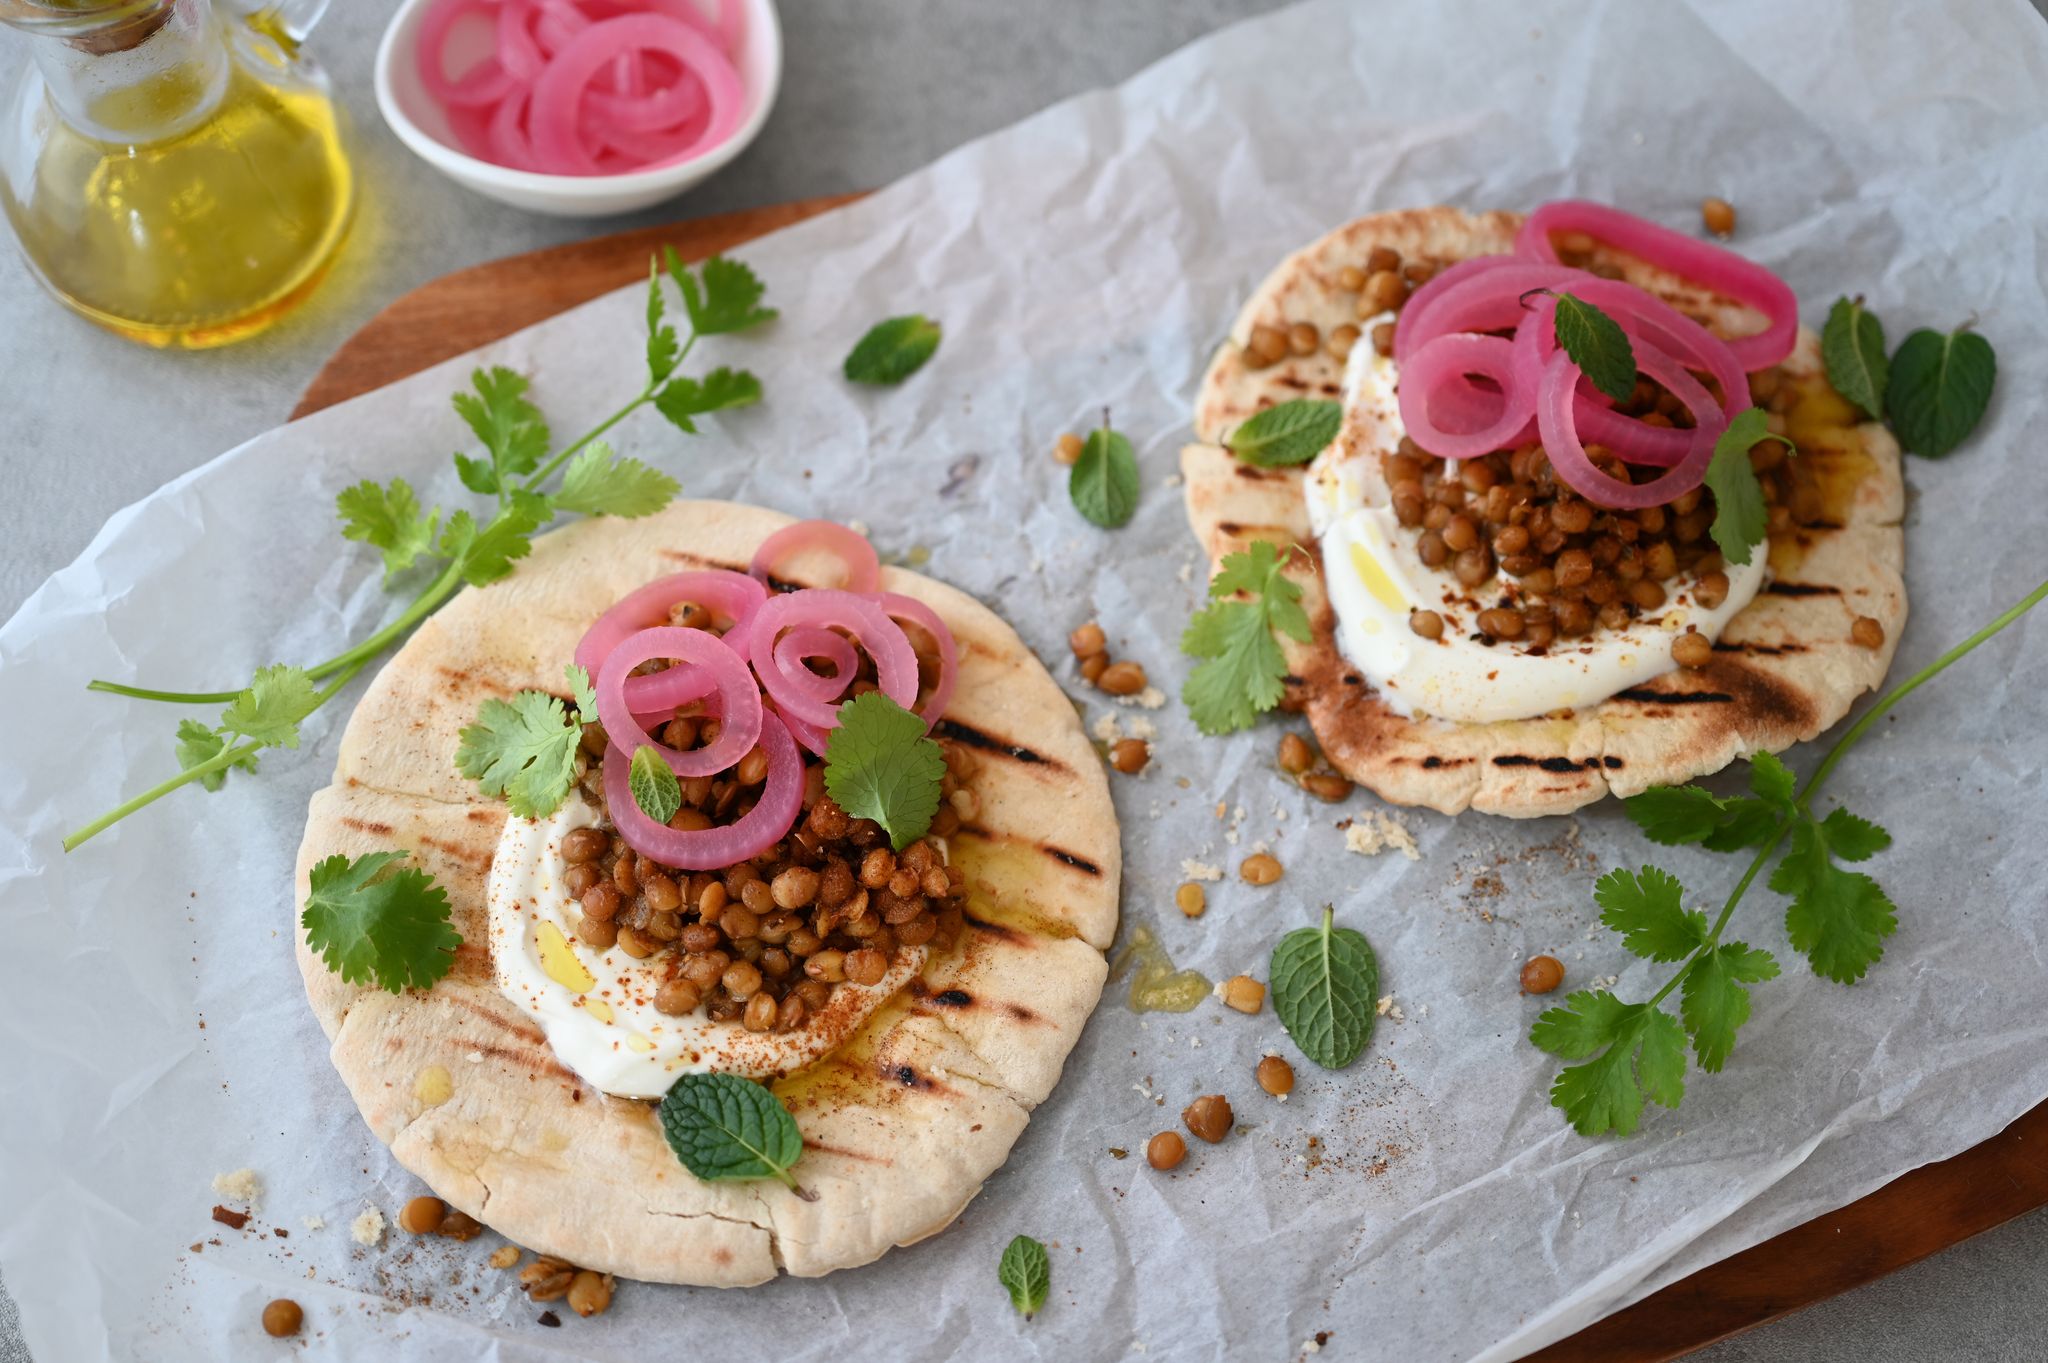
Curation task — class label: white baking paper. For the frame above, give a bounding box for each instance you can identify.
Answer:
[6,1,2048,1359]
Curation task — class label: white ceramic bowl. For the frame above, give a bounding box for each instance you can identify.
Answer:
[374,0,781,218]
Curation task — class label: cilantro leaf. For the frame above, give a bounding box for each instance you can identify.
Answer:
[219,664,321,748]
[1888,325,1996,459]
[175,718,257,792]
[1705,408,1787,566]
[1818,806,1891,862]
[336,478,440,584]
[439,489,550,588]
[629,745,682,825]
[658,1072,804,1191]
[1180,541,1311,735]
[1531,991,1686,1137]
[646,262,681,384]
[668,250,777,337]
[1595,865,1708,962]
[450,367,550,494]
[455,689,583,818]
[1225,398,1342,468]
[1748,750,1797,808]
[302,851,460,993]
[1069,422,1140,528]
[1269,905,1379,1069]
[997,1235,1051,1320]
[1552,292,1637,403]
[1821,296,1888,421]
[1680,941,1780,1072]
[1773,814,1898,983]
[553,441,680,519]
[566,663,598,720]
[823,692,947,849]
[1624,783,1778,852]
[843,315,942,385]
[654,366,763,434]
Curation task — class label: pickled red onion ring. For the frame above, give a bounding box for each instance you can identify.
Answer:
[1396,334,1532,460]
[771,626,859,704]
[873,591,958,729]
[1535,345,1721,509]
[595,627,762,778]
[573,568,766,710]
[600,712,802,869]
[416,0,519,109]
[583,68,705,131]
[748,590,919,729]
[496,0,547,81]
[778,708,833,758]
[749,520,882,593]
[1515,200,1797,371]
[1511,299,1694,468]
[529,14,744,175]
[1393,254,1522,363]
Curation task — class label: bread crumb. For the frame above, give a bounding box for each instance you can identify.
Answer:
[1343,810,1420,861]
[1177,559,1195,583]
[1376,995,1407,1021]
[1115,686,1168,710]
[211,1169,262,1209]
[1128,716,1157,741]
[1091,713,1123,745]
[488,1245,522,1270]
[1163,473,1184,488]
[350,1206,386,1247]
[300,1214,326,1232]
[1180,860,1223,882]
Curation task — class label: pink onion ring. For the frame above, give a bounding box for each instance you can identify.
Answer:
[778,708,833,758]
[1510,300,1693,468]
[600,713,802,869]
[872,591,958,729]
[583,67,705,131]
[495,0,546,81]
[595,627,762,778]
[771,626,860,704]
[1397,334,1534,460]
[1392,254,1522,363]
[1515,200,1797,371]
[528,14,745,176]
[749,519,882,593]
[1535,346,1720,509]
[416,0,520,109]
[747,590,918,729]
[574,568,766,708]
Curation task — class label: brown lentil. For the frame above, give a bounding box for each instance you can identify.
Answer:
[1182,1093,1233,1143]
[1239,852,1283,885]
[1255,1055,1296,1097]
[399,1196,446,1236]
[1327,323,1360,361]
[1672,630,1715,670]
[1109,738,1150,774]
[1300,772,1353,803]
[1220,975,1266,1014]
[1175,882,1207,918]
[1146,1130,1188,1170]
[1287,321,1320,357]
[261,1300,303,1339]
[1097,660,1148,696]
[1069,621,1106,658]
[1246,323,1289,367]
[567,1270,615,1318]
[1371,320,1395,356]
[561,826,608,864]
[1701,197,1736,237]
[1851,616,1885,650]
[1054,432,1084,466]
[438,1209,485,1242]
[1277,732,1315,774]
[1520,954,1566,995]
[1079,653,1110,685]
[1336,264,1367,292]
[1410,609,1445,640]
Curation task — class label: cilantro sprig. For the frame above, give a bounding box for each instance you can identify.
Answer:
[1533,577,2048,1136]
[69,251,775,851]
[822,692,947,849]
[454,665,597,820]
[1181,540,1311,735]
[302,850,460,994]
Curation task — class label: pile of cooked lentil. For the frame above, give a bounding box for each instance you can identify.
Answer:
[560,600,974,1035]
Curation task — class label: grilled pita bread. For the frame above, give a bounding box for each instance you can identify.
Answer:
[294,500,1119,1284]
[1182,207,1905,817]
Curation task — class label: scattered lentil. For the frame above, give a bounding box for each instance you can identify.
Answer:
[1520,954,1566,995]
[1110,738,1151,774]
[1054,432,1084,466]
[1147,1130,1187,1170]
[1255,1055,1296,1097]
[1182,1094,1234,1144]
[1175,882,1207,918]
[1239,852,1283,886]
[1220,975,1266,1014]
[261,1300,303,1339]
[1701,197,1736,237]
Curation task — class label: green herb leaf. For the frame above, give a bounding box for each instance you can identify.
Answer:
[1269,905,1379,1069]
[1821,296,1888,420]
[628,745,682,825]
[1595,866,1708,963]
[1679,941,1780,1072]
[174,718,256,792]
[668,250,777,337]
[646,262,681,384]
[219,664,321,748]
[1623,784,1778,853]
[1772,813,1898,984]
[843,315,942,385]
[301,851,460,994]
[1069,423,1141,528]
[823,691,947,850]
[439,489,550,588]
[1530,991,1686,1137]
[997,1235,1051,1319]
[1887,325,1996,459]
[552,441,680,519]
[455,689,583,819]
[1817,806,1891,862]
[1225,398,1343,468]
[1747,750,1797,809]
[451,367,550,494]
[653,366,764,434]
[566,663,598,720]
[1551,292,1638,403]
[1181,540,1311,735]
[1704,408,1788,566]
[336,478,440,584]
[657,1072,804,1191]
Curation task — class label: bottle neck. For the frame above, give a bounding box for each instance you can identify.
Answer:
[30,0,229,143]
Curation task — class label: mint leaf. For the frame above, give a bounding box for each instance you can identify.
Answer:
[175,718,256,792]
[451,366,550,493]
[336,478,440,584]
[1552,292,1637,403]
[1773,814,1898,983]
[658,1072,804,1191]
[668,250,777,336]
[628,744,682,825]
[654,366,763,434]
[1595,866,1708,963]
[220,664,321,748]
[455,689,583,819]
[1531,991,1686,1137]
[1269,905,1378,1069]
[1181,540,1311,735]
[843,315,942,385]
[1680,941,1780,1072]
[553,441,680,519]
[1705,408,1787,566]
[1888,325,1996,459]
[1225,398,1342,468]
[1821,296,1888,421]
[1069,422,1140,528]
[646,262,681,384]
[302,851,460,994]
[997,1235,1051,1320]
[823,692,947,849]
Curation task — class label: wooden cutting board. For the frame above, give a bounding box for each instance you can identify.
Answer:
[292,195,2048,1362]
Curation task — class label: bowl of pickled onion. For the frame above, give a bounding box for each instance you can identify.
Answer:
[375,0,780,217]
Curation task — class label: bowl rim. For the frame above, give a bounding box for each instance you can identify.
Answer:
[373,0,783,199]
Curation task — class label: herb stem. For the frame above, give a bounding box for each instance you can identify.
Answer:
[520,333,690,492]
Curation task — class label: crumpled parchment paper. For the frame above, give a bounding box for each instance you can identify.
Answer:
[5,1,2048,1359]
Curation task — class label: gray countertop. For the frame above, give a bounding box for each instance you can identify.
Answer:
[3,2,2043,1359]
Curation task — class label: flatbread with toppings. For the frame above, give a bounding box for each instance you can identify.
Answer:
[293,500,1118,1284]
[1181,205,1905,816]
